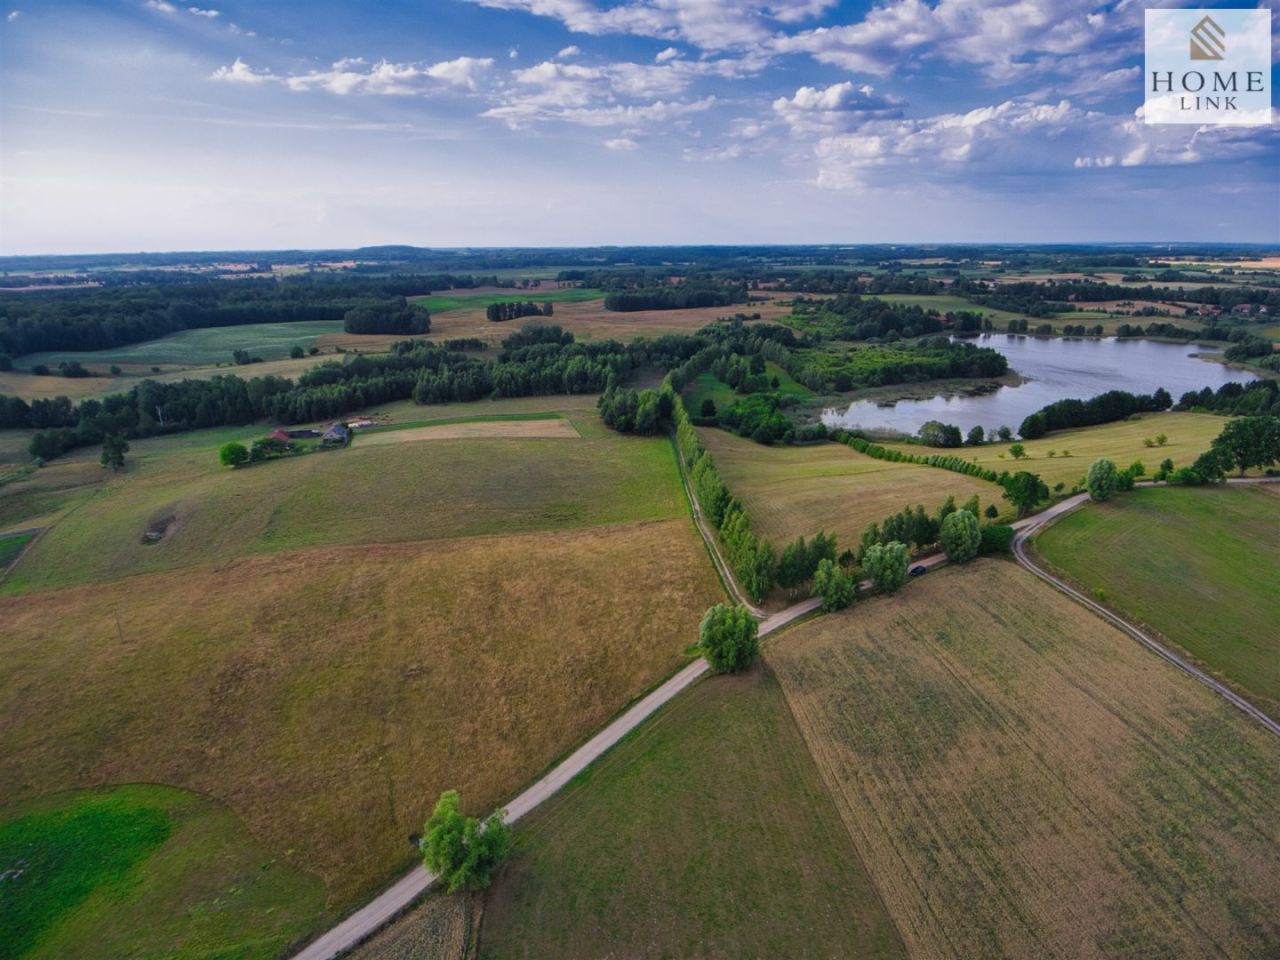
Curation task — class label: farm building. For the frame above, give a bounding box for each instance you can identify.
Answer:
[322,423,351,446]
[266,430,292,444]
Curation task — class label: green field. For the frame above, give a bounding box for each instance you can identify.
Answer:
[682,361,812,415]
[771,561,1280,959]
[0,531,34,568]
[881,412,1228,489]
[479,668,904,959]
[410,288,603,314]
[1035,485,1280,719]
[875,293,1027,325]
[0,785,324,960]
[19,320,345,368]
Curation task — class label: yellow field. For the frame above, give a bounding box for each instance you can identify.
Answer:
[881,412,1228,489]
[698,428,1002,551]
[769,561,1280,960]
[0,519,724,911]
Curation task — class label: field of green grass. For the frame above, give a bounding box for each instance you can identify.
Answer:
[771,561,1280,959]
[0,530,34,568]
[874,293,1027,325]
[1035,485,1280,719]
[3,399,684,593]
[682,362,812,416]
[880,412,1228,490]
[410,288,602,314]
[479,668,904,960]
[697,428,1002,552]
[18,320,345,368]
[0,785,324,960]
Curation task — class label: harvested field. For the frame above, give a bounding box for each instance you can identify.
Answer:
[770,561,1280,960]
[348,893,478,960]
[1035,485,1280,719]
[0,519,724,912]
[479,668,904,960]
[358,418,579,445]
[698,428,1001,550]
[881,412,1229,489]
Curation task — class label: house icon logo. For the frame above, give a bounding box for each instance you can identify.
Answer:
[1189,15,1225,60]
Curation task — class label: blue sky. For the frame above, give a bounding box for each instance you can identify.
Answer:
[1,0,1277,253]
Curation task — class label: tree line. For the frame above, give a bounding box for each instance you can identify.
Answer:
[342,297,430,335]
[485,301,554,322]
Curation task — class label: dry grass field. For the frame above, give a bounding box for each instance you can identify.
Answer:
[881,412,1229,489]
[0,519,724,912]
[357,418,580,445]
[698,428,1002,550]
[348,894,478,960]
[769,561,1280,960]
[478,668,905,960]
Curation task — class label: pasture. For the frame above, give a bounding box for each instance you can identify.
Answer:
[880,412,1228,489]
[770,561,1280,960]
[1034,485,1280,719]
[409,287,604,314]
[479,668,904,960]
[357,417,579,445]
[874,293,1026,325]
[0,785,324,960]
[0,519,724,914]
[3,401,684,593]
[697,428,1001,551]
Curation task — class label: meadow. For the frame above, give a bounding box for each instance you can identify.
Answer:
[769,561,1280,960]
[0,785,324,960]
[880,412,1228,489]
[1034,485,1280,719]
[681,361,812,415]
[0,520,724,917]
[409,287,604,314]
[696,428,1001,551]
[874,293,1027,325]
[478,668,904,960]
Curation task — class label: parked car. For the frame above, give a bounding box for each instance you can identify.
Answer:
[909,565,928,578]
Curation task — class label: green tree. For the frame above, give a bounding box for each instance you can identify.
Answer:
[700,397,717,419]
[100,434,129,472]
[1160,457,1174,474]
[863,541,909,594]
[421,790,510,893]
[699,604,759,673]
[1009,443,1027,460]
[290,344,305,359]
[219,441,249,468]
[966,425,985,446]
[1002,471,1049,517]
[1086,458,1118,502]
[1210,416,1280,476]
[939,509,981,563]
[813,558,855,612]
[984,503,999,519]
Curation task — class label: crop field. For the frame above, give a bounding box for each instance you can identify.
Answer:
[1035,485,1280,719]
[697,428,1001,551]
[479,668,904,960]
[0,519,724,917]
[349,893,477,960]
[357,418,579,445]
[409,287,604,314]
[4,402,685,593]
[880,412,1228,489]
[769,561,1280,960]
[0,785,324,960]
[18,320,345,369]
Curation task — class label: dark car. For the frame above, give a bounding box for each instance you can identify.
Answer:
[909,565,928,578]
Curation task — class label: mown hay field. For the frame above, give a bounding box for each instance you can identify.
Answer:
[4,403,683,593]
[697,428,1002,551]
[0,519,724,915]
[348,893,478,960]
[357,418,580,445]
[880,412,1228,489]
[478,668,905,960]
[1035,484,1280,719]
[769,561,1280,960]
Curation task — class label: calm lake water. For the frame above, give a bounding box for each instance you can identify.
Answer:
[822,335,1257,436]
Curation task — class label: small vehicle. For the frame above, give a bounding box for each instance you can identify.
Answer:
[908,565,928,578]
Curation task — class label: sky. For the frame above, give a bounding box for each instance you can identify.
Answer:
[1,0,1277,254]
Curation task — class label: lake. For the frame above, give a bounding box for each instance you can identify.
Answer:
[822,335,1257,436]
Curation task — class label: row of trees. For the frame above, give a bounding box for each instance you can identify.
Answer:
[603,278,748,312]
[342,298,430,335]
[485,301,553,323]
[1019,388,1173,439]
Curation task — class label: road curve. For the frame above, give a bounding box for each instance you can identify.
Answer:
[1013,492,1280,738]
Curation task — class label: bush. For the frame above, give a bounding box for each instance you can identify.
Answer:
[699,604,759,673]
[421,790,510,892]
[978,524,1014,555]
[290,345,305,359]
[940,509,981,563]
[218,441,249,468]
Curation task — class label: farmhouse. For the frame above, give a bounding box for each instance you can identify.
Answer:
[266,429,292,443]
[322,422,351,446]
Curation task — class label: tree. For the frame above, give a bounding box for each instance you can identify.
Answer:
[421,790,510,893]
[966,425,985,446]
[1155,433,1168,446]
[100,434,129,472]
[699,604,759,673]
[813,558,855,612]
[290,344,305,359]
[996,425,1012,441]
[863,541,909,594]
[1009,443,1027,460]
[1209,416,1280,476]
[940,509,981,563]
[219,441,249,468]
[1086,458,1118,502]
[984,503,999,519]
[1002,471,1048,517]
[919,420,962,447]
[700,397,717,419]
[1160,457,1174,474]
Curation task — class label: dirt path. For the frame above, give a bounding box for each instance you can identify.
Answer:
[1013,486,1280,738]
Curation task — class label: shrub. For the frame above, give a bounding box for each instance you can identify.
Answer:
[979,524,1014,555]
[218,441,249,468]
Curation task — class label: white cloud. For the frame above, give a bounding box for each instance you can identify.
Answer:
[773,81,905,135]
[145,0,177,11]
[508,47,519,59]
[557,44,581,58]
[485,94,714,128]
[209,57,276,84]
[6,10,19,22]
[187,6,220,17]
[423,56,496,90]
[228,22,257,37]
[654,46,681,62]
[603,136,639,150]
